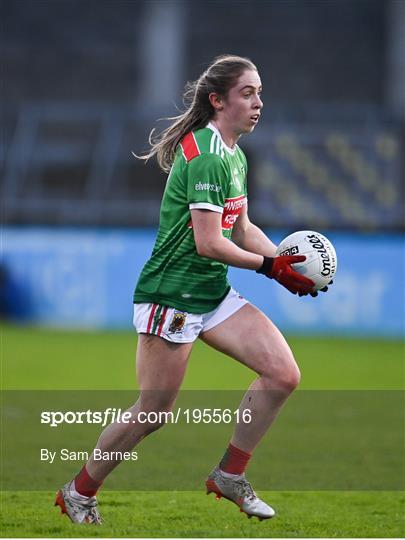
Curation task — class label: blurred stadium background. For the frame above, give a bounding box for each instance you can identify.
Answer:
[1,0,404,337]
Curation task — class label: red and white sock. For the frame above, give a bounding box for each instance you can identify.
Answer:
[219,443,251,477]
[72,465,103,498]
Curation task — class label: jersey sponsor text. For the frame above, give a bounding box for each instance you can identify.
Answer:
[195,182,221,192]
[222,195,247,230]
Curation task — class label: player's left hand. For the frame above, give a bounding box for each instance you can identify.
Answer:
[256,255,316,295]
[298,280,333,297]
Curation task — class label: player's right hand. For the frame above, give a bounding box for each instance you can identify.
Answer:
[256,255,315,295]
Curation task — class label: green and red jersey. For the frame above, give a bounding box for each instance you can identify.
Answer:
[134,122,248,313]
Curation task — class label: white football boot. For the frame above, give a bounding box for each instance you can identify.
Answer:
[206,467,275,520]
[55,481,102,524]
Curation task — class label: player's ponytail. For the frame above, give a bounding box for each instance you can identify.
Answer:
[136,54,257,172]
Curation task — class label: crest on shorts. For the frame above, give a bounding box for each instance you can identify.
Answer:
[168,311,187,333]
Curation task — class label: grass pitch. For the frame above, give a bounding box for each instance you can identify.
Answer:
[3,324,403,390]
[1,491,404,538]
[1,324,404,537]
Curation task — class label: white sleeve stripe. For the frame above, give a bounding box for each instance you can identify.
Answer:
[189,202,224,214]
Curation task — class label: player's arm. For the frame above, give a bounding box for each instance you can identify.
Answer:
[191,209,314,295]
[191,209,263,270]
[188,155,263,270]
[188,154,314,294]
[231,204,277,257]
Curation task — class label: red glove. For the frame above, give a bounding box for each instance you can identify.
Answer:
[256,255,315,295]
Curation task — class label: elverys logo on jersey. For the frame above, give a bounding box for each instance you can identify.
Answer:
[194,182,221,193]
[222,195,246,229]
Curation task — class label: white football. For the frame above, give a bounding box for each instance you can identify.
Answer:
[276,230,337,291]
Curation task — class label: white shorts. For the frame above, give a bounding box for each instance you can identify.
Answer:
[133,288,248,343]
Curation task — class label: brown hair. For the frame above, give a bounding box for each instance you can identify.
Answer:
[137,54,257,172]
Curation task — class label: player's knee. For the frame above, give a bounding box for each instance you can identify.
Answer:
[262,351,301,392]
[265,368,300,393]
[283,364,301,391]
[277,361,300,391]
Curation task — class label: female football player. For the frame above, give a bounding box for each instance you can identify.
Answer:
[56,54,327,524]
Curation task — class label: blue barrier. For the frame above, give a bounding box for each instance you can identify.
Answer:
[2,227,404,337]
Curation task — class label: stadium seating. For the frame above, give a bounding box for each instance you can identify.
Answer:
[2,0,403,231]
